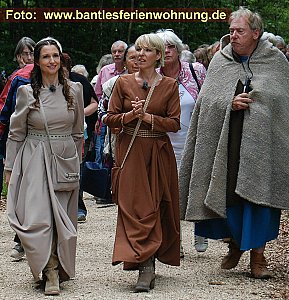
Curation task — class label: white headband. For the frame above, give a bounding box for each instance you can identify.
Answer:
[36,37,62,53]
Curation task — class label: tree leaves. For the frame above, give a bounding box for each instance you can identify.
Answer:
[0,0,288,79]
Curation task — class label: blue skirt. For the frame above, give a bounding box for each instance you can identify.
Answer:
[195,201,281,251]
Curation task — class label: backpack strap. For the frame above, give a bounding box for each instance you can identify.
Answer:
[189,63,201,92]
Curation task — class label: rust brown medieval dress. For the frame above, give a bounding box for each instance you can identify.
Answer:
[105,74,181,269]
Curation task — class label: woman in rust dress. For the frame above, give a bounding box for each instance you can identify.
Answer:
[104,33,180,292]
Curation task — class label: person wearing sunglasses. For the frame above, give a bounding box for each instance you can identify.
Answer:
[156,29,208,256]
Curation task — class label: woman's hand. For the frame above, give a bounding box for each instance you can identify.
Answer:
[232,93,253,111]
[131,97,145,119]
[16,55,26,69]
[5,170,11,185]
[124,97,151,125]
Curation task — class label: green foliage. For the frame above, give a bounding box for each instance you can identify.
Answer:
[247,0,289,36]
[0,0,288,79]
[0,1,7,7]
[1,178,7,198]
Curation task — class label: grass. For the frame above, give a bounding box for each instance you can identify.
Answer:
[1,179,7,198]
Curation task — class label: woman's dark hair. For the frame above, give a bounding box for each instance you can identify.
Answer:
[31,37,73,108]
[62,52,72,72]
[123,44,135,62]
[193,47,210,69]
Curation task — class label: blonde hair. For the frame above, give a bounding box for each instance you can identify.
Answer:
[135,33,165,67]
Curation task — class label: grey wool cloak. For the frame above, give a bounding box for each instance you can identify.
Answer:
[6,82,84,281]
[179,38,289,221]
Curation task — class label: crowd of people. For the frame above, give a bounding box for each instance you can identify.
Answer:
[0,6,288,296]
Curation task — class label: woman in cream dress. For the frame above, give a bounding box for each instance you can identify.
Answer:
[5,37,84,295]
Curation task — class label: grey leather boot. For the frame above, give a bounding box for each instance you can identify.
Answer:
[135,257,155,293]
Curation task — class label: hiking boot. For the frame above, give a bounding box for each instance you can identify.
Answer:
[77,210,87,223]
[10,243,25,260]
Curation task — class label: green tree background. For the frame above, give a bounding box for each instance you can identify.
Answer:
[0,0,288,79]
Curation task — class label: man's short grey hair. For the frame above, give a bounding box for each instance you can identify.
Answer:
[229,7,264,38]
[111,40,128,51]
[155,29,184,55]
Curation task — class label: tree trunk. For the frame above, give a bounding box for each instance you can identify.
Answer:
[127,0,134,44]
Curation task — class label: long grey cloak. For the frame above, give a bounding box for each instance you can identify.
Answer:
[179,39,289,221]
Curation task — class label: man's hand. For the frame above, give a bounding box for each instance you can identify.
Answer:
[232,93,253,111]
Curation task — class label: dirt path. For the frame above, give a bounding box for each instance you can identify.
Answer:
[0,194,288,299]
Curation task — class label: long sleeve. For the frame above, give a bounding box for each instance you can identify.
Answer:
[71,82,84,163]
[5,85,30,171]
[150,80,180,133]
[105,75,180,133]
[98,93,109,122]
[0,64,32,139]
[99,75,120,122]
[192,62,206,87]
[104,77,126,128]
[94,67,104,101]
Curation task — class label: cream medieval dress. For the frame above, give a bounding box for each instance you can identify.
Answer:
[5,82,84,281]
[105,74,181,269]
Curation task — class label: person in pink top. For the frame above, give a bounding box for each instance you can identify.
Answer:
[94,40,128,100]
[94,40,128,171]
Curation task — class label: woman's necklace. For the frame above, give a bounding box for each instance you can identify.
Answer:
[43,81,59,92]
[138,73,157,90]
[142,80,149,90]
